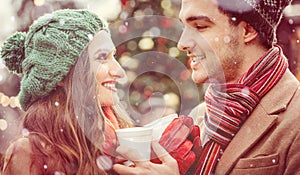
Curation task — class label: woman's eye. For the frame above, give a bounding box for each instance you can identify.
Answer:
[96,53,108,60]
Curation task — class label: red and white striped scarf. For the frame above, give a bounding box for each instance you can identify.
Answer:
[198,45,288,174]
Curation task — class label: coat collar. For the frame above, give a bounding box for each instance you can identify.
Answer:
[215,70,299,174]
[260,70,299,115]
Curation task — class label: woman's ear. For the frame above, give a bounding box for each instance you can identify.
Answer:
[239,21,258,43]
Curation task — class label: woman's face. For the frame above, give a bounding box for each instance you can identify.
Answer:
[88,30,125,106]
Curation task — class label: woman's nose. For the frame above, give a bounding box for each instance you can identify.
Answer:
[109,59,125,79]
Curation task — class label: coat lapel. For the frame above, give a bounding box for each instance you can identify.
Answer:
[215,70,299,174]
[215,105,278,174]
[259,70,299,115]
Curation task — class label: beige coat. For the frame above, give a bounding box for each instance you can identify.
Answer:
[189,70,300,175]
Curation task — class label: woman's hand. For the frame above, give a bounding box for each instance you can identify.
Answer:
[113,141,180,175]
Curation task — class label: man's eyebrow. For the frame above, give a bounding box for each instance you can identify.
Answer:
[186,16,213,23]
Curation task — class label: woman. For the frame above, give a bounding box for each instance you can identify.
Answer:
[1,9,132,174]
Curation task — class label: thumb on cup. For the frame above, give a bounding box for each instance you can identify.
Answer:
[151,141,177,165]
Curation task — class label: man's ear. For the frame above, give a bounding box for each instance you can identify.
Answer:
[239,21,258,43]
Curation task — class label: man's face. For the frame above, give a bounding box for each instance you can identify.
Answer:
[178,0,245,84]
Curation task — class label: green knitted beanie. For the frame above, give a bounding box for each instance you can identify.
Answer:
[1,9,108,110]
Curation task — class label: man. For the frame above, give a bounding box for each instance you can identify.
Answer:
[113,0,300,174]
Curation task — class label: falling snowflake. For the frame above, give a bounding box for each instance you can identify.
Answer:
[223,36,231,43]
[96,155,113,171]
[88,34,94,41]
[22,128,30,137]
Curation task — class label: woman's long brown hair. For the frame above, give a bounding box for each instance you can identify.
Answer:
[21,45,133,174]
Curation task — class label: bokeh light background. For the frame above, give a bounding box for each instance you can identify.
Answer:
[0,0,300,163]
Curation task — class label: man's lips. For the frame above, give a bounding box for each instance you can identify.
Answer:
[189,55,206,68]
[190,55,206,62]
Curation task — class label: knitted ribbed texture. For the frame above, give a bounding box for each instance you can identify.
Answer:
[243,0,292,28]
[198,45,288,175]
[217,0,292,46]
[1,9,108,110]
[242,0,292,44]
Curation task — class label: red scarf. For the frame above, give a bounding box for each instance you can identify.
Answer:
[102,106,119,161]
[198,45,288,174]
[103,106,120,130]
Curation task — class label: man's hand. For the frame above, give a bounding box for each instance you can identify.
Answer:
[113,141,180,175]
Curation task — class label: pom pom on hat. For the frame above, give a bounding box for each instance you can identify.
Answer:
[1,32,27,74]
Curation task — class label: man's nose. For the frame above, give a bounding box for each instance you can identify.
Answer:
[177,29,194,53]
[177,43,189,52]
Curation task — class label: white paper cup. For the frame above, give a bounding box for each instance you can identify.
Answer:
[115,127,153,161]
[144,113,178,140]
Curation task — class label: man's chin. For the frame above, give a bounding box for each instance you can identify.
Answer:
[192,76,209,84]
